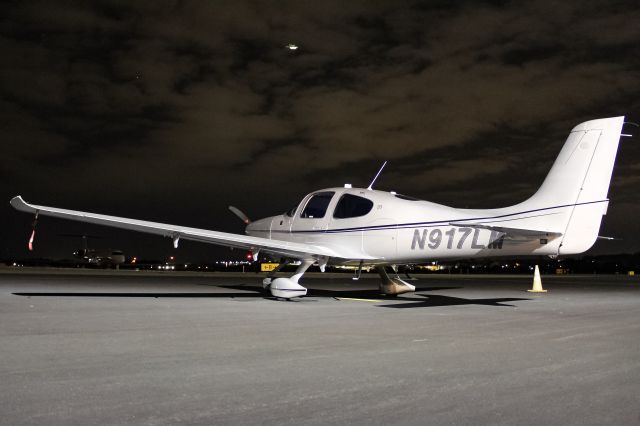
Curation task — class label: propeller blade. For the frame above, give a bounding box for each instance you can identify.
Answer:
[228,206,251,224]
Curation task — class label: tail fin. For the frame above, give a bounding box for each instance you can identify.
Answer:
[522,116,625,254]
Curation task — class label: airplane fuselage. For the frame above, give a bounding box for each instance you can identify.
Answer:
[246,186,566,266]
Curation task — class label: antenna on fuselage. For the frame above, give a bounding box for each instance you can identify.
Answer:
[367,161,387,191]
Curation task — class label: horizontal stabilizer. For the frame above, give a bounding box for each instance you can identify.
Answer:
[449,222,562,240]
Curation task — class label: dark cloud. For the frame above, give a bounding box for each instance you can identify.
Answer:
[2,0,639,260]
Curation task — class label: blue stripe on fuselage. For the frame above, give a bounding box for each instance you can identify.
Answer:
[255,199,608,235]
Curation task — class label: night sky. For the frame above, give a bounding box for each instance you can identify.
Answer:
[2,1,639,262]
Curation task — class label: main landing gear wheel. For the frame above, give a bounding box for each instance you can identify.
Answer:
[376,266,415,296]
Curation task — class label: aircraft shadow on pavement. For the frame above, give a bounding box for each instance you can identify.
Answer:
[11,285,456,300]
[217,284,529,308]
[214,283,473,303]
[12,291,262,298]
[376,294,529,308]
[13,284,529,308]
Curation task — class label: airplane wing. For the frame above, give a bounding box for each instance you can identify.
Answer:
[449,222,563,240]
[10,196,367,260]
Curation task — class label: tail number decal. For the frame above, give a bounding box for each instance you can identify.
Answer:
[411,228,504,250]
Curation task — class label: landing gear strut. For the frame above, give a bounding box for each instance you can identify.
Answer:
[352,260,364,280]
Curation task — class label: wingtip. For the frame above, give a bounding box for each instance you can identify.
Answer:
[10,195,33,212]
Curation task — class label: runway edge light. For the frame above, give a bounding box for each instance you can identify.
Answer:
[528,265,548,293]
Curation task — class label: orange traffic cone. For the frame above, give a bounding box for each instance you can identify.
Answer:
[528,265,547,293]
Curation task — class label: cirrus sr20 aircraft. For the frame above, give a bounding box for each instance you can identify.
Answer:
[11,117,628,299]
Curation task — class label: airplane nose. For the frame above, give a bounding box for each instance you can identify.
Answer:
[245,217,272,239]
[245,220,259,235]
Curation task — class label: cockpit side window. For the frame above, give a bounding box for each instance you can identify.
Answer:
[300,192,335,218]
[333,194,374,219]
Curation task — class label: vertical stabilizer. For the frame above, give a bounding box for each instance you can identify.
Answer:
[522,116,624,254]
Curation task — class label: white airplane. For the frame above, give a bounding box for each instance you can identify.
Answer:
[10,116,627,299]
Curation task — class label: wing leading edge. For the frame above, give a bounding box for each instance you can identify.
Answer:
[10,196,367,261]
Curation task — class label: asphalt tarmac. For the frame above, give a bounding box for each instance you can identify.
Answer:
[1,268,639,425]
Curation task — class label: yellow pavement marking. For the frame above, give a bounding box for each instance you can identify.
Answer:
[335,297,384,303]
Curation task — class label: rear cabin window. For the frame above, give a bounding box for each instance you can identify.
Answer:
[333,194,374,219]
[300,192,335,218]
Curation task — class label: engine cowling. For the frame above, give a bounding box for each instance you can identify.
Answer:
[270,278,307,299]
